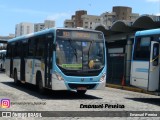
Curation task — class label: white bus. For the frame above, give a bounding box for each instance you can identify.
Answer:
[5,28,106,95]
[130,28,160,92]
[0,50,6,71]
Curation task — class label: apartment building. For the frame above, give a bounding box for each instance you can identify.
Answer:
[81,15,100,29]
[15,22,34,37]
[64,19,75,28]
[15,20,55,37]
[34,20,55,32]
[100,12,116,29]
[64,6,139,30]
[64,10,87,28]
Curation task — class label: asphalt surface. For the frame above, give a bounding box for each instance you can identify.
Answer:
[0,72,160,120]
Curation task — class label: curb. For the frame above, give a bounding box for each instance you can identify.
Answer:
[106,84,156,95]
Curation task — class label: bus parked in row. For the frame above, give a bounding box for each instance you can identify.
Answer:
[130,28,160,93]
[5,28,106,95]
[0,50,6,71]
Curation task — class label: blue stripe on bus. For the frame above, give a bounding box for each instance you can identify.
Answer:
[131,60,149,62]
[135,68,148,73]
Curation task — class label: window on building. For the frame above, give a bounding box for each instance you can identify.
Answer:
[27,26,30,34]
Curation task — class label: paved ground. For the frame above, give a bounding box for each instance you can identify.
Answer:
[0,72,160,120]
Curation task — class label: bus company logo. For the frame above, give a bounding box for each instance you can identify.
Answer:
[0,99,10,108]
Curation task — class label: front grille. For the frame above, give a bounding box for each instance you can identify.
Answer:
[58,65,104,76]
[68,83,97,90]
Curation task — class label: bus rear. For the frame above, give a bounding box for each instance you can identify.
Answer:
[0,50,6,71]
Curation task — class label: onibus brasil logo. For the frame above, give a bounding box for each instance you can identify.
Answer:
[0,99,10,108]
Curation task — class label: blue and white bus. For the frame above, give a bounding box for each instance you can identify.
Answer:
[130,28,160,92]
[5,28,106,95]
[0,50,6,71]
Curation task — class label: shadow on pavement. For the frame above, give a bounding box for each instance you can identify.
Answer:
[126,97,160,106]
[1,81,102,100]
[0,71,5,74]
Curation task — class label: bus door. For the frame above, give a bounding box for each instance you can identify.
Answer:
[148,41,160,91]
[20,41,27,82]
[10,44,14,77]
[44,34,53,88]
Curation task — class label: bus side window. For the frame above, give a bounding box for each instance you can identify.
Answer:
[6,44,10,58]
[152,43,159,66]
[22,40,28,58]
[35,36,45,58]
[28,38,36,57]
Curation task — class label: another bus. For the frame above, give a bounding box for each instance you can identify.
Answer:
[0,50,6,71]
[130,28,160,92]
[5,28,106,95]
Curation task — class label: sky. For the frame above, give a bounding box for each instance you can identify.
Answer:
[0,0,160,36]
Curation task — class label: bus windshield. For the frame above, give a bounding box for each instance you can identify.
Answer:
[56,35,104,71]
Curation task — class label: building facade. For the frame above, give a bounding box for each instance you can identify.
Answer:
[15,22,34,37]
[64,19,74,28]
[15,20,55,37]
[64,7,139,30]
[113,6,132,20]
[100,12,116,29]
[81,15,100,29]
[34,23,45,32]
[34,20,55,32]
[64,10,87,28]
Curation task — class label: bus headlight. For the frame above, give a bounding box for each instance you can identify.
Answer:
[52,72,64,81]
[100,73,106,82]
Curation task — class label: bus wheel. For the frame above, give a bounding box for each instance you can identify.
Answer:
[14,70,20,85]
[77,90,87,96]
[37,74,45,94]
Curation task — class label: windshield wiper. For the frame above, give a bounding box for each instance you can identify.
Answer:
[68,39,78,62]
[88,40,93,64]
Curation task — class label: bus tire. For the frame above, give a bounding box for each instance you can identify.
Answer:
[77,90,87,96]
[37,73,45,94]
[14,70,20,85]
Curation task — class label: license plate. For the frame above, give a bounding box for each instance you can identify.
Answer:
[77,87,87,90]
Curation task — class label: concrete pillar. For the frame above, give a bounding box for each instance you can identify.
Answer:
[125,36,133,85]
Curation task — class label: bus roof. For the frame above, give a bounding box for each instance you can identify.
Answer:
[8,28,102,43]
[135,28,160,37]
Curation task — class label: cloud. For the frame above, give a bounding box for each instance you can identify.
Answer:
[46,12,72,20]
[46,12,73,27]
[0,4,50,15]
[0,4,72,27]
[146,0,159,2]
[11,8,50,15]
[1,5,72,19]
